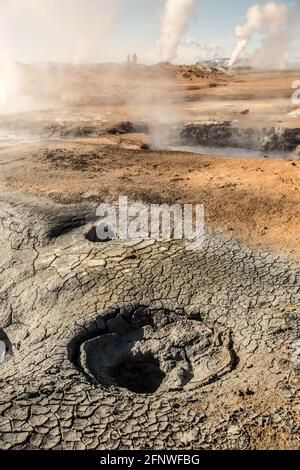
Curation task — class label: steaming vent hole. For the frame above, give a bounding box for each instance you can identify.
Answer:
[85,224,115,243]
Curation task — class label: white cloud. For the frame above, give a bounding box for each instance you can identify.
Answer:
[0,0,119,63]
[184,37,227,59]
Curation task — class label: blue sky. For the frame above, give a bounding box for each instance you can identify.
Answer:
[107,0,299,63]
[0,0,298,64]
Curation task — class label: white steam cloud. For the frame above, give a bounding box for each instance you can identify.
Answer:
[0,0,119,111]
[185,38,225,59]
[0,0,119,64]
[158,0,197,63]
[229,2,289,68]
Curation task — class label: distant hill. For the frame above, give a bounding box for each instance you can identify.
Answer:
[196,56,300,70]
[196,57,230,67]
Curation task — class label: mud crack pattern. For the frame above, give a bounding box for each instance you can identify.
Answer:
[0,193,299,450]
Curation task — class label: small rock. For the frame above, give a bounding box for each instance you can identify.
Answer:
[141,143,150,150]
[281,387,293,399]
[227,425,240,435]
[238,387,255,398]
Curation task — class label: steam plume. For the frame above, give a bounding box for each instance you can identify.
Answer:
[158,0,197,63]
[228,2,289,68]
[0,0,119,111]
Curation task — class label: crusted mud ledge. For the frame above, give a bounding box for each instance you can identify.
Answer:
[1,118,300,155]
[179,122,300,153]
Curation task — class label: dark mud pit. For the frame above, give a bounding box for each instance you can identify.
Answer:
[0,192,299,450]
[163,122,300,160]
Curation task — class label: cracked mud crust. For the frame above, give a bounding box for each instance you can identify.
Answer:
[1,138,300,256]
[0,193,299,450]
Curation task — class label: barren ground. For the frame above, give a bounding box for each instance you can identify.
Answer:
[0,64,299,450]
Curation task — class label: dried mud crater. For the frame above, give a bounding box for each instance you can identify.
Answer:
[70,306,237,395]
[0,193,299,450]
